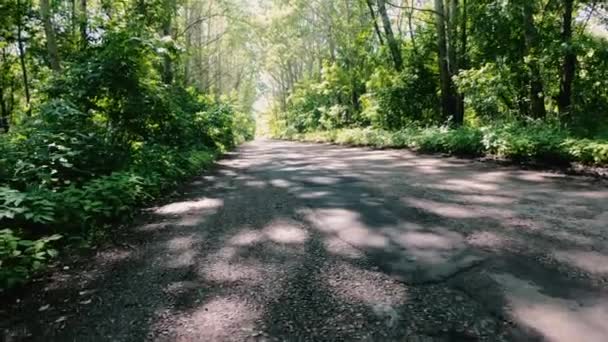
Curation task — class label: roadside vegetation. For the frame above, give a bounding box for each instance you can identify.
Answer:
[0,0,256,288]
[264,1,608,167]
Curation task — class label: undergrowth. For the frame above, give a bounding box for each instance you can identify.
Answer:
[274,123,608,166]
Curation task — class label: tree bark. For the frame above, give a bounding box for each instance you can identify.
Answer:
[40,0,61,71]
[456,0,468,124]
[558,0,575,118]
[79,0,88,47]
[377,0,403,71]
[448,0,464,125]
[522,4,546,118]
[16,0,31,111]
[407,0,418,56]
[162,0,174,84]
[434,0,457,120]
[184,0,191,86]
[0,84,8,132]
[365,0,385,46]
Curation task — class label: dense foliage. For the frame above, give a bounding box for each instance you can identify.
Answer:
[263,0,608,165]
[0,0,256,288]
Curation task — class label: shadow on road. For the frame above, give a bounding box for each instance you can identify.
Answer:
[3,140,608,341]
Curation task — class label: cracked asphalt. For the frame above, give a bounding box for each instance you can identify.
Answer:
[3,139,608,342]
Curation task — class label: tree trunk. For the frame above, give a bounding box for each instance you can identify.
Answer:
[448,0,464,125]
[456,0,468,124]
[162,0,174,84]
[365,0,385,46]
[447,0,458,75]
[0,84,8,133]
[522,5,546,118]
[407,0,418,56]
[558,0,575,118]
[377,0,403,71]
[40,0,61,71]
[79,0,88,47]
[16,0,31,110]
[434,0,457,120]
[184,1,191,86]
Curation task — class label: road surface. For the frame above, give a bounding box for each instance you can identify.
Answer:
[4,139,608,341]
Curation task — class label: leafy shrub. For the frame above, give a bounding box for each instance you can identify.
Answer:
[275,123,608,166]
[0,229,61,288]
[562,139,608,165]
[364,65,439,129]
[481,122,570,163]
[0,187,56,227]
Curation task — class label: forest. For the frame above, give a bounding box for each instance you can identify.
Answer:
[0,0,257,287]
[1,0,608,289]
[266,0,608,165]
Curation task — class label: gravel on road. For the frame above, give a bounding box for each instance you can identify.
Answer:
[3,139,608,342]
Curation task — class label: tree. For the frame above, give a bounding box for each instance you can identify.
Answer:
[40,0,61,71]
[376,0,403,71]
[434,0,458,121]
[522,2,546,118]
[16,0,30,109]
[366,0,385,45]
[558,0,575,118]
[79,0,88,47]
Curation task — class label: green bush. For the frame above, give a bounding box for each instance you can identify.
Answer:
[275,123,608,166]
[0,229,61,288]
[0,31,252,289]
[562,139,608,165]
[481,122,570,164]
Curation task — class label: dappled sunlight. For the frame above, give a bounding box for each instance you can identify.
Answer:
[466,231,512,251]
[137,221,171,232]
[514,171,559,183]
[164,235,201,269]
[213,246,238,259]
[164,296,262,342]
[323,236,365,259]
[543,230,595,245]
[229,229,264,246]
[392,229,464,251]
[296,190,331,199]
[304,208,389,248]
[552,250,608,275]
[166,250,197,269]
[244,180,267,188]
[167,235,199,251]
[155,198,223,215]
[560,190,608,200]
[173,214,207,227]
[303,175,343,185]
[442,178,499,191]
[200,260,265,283]
[405,198,479,219]
[324,261,407,308]
[494,273,608,342]
[413,164,444,174]
[455,194,515,205]
[263,220,309,245]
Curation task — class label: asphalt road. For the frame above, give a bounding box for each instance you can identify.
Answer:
[4,139,608,342]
